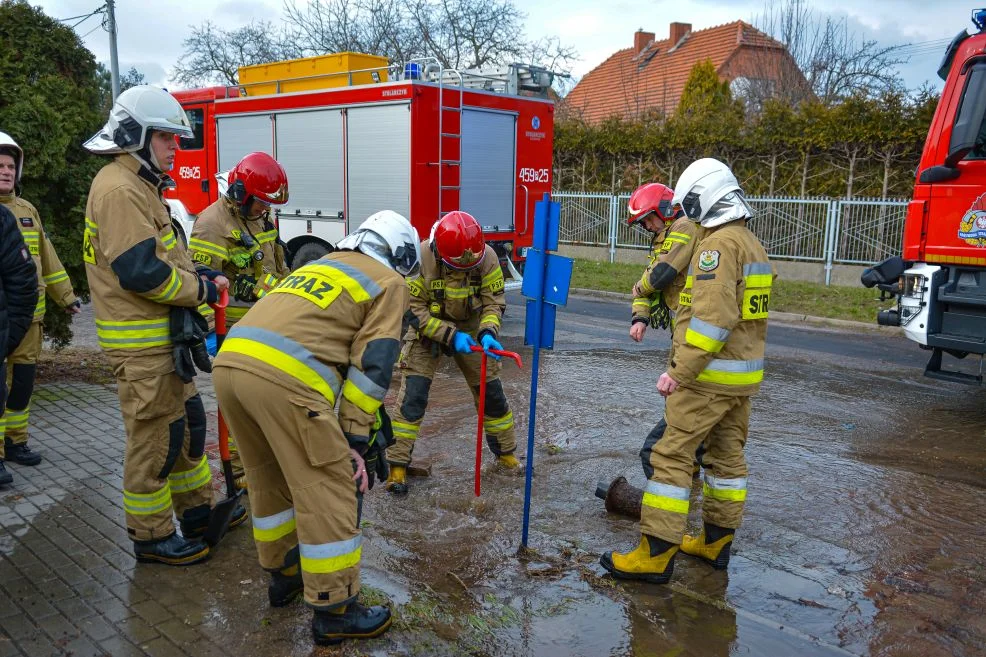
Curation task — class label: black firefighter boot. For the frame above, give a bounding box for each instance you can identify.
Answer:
[4,439,42,466]
[268,545,304,607]
[0,460,12,487]
[312,602,393,646]
[179,502,248,540]
[133,532,210,566]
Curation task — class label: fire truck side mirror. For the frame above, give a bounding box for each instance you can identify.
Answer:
[918,165,961,184]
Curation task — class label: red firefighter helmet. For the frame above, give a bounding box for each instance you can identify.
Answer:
[627,182,678,228]
[431,211,485,269]
[226,152,289,207]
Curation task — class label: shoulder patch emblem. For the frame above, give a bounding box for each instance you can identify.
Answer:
[19,217,33,227]
[698,249,720,272]
[20,246,30,261]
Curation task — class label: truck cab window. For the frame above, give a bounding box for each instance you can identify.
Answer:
[180,108,204,150]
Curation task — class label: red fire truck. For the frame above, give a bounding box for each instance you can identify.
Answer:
[163,55,557,285]
[863,9,986,384]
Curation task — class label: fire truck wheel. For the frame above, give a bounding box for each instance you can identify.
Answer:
[291,242,332,270]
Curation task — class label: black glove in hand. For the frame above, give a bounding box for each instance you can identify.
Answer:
[232,274,258,303]
[173,344,196,383]
[170,307,213,381]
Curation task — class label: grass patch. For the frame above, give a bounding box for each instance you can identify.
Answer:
[568,258,888,323]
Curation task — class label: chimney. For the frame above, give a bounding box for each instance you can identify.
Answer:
[670,22,691,45]
[634,29,655,54]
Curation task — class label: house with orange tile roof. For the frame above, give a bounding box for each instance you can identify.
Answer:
[561,21,809,122]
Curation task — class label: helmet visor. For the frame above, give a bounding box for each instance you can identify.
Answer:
[261,182,289,204]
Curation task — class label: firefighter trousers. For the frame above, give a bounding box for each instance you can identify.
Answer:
[641,386,751,544]
[113,355,213,541]
[1,323,43,455]
[214,366,362,609]
[388,337,516,466]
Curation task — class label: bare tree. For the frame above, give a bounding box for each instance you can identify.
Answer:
[284,0,576,72]
[171,21,302,87]
[753,0,907,104]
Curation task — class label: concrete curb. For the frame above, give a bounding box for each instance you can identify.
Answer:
[567,287,905,336]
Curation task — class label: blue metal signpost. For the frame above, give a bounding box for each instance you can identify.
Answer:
[520,193,573,548]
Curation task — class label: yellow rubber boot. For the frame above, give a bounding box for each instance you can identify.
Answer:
[496,453,522,472]
[385,465,408,496]
[600,535,678,584]
[681,524,734,570]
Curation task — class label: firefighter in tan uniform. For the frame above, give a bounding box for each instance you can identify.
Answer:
[213,210,421,646]
[0,132,80,471]
[83,86,244,565]
[385,211,519,495]
[189,152,291,487]
[624,182,708,478]
[602,158,774,584]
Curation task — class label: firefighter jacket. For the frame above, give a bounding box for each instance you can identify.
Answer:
[405,242,505,347]
[631,218,705,325]
[214,251,408,452]
[0,205,37,359]
[0,193,77,323]
[188,197,289,326]
[668,220,774,397]
[84,156,213,361]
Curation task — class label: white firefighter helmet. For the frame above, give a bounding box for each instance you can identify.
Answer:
[672,157,753,228]
[336,210,422,277]
[83,86,193,168]
[0,132,24,182]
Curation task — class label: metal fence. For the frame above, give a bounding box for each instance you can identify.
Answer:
[554,192,909,284]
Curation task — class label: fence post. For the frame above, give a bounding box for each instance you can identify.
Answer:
[608,195,618,263]
[823,200,838,286]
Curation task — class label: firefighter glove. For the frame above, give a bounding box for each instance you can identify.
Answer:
[480,333,503,360]
[230,251,253,269]
[363,409,394,490]
[649,296,672,331]
[232,274,259,302]
[452,331,477,354]
[170,307,213,383]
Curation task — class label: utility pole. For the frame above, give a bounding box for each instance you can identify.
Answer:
[107,0,120,99]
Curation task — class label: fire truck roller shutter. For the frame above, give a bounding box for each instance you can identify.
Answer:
[216,115,274,172]
[275,109,346,236]
[460,109,517,233]
[346,104,411,231]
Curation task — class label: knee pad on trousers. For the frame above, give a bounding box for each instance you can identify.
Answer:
[639,417,668,480]
[481,379,509,418]
[157,416,186,479]
[400,375,432,421]
[6,364,36,410]
[184,394,207,459]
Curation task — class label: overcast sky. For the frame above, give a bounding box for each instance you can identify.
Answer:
[31,0,975,92]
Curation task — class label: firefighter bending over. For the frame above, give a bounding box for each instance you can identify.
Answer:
[213,210,420,646]
[386,211,519,495]
[83,86,244,565]
[602,158,774,583]
[627,182,708,478]
[0,131,81,473]
[189,152,291,489]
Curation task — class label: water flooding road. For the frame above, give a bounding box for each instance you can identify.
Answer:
[3,294,983,657]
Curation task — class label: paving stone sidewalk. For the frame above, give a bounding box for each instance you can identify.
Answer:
[0,379,300,657]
